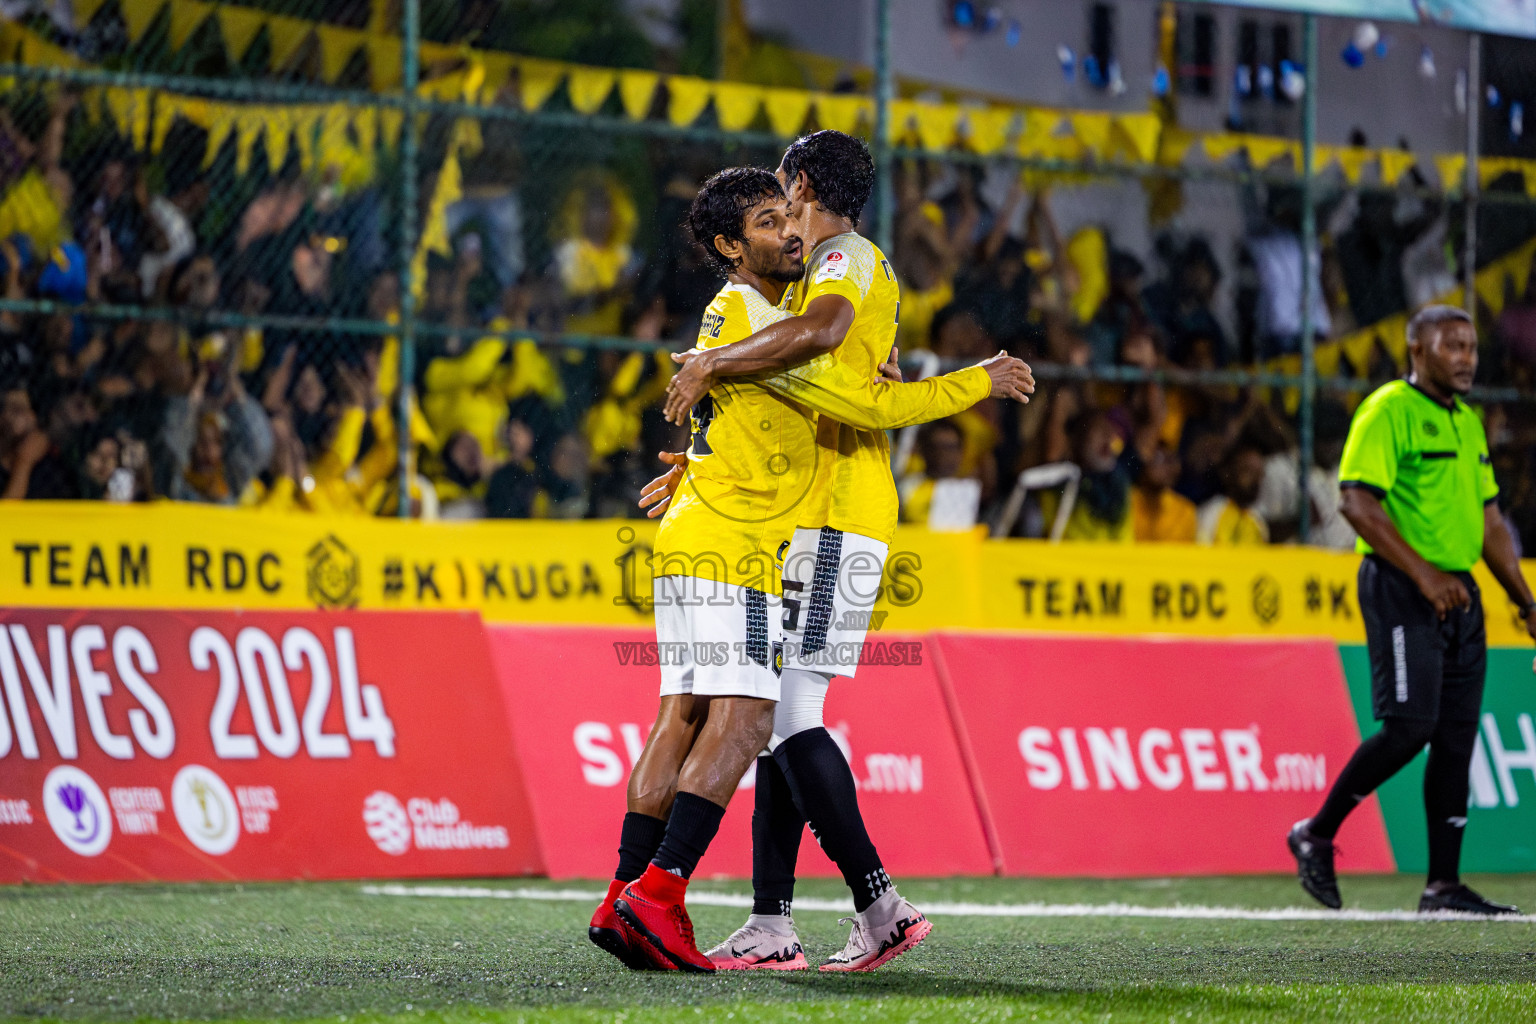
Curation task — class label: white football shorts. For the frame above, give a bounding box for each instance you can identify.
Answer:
[653,574,783,700]
[779,526,889,679]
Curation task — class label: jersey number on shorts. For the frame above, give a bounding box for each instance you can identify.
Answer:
[690,395,716,457]
[781,578,804,632]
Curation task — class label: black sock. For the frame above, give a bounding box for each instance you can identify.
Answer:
[1424,718,1478,885]
[614,811,667,883]
[651,792,726,879]
[1311,718,1434,839]
[775,728,889,912]
[752,754,802,917]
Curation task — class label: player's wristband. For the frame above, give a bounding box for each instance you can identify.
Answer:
[1520,601,1536,619]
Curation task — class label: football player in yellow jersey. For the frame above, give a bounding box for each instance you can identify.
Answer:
[661,132,1037,973]
[591,167,1033,975]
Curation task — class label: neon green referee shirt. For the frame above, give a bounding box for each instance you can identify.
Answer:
[1338,379,1498,572]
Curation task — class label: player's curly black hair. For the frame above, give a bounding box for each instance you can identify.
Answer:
[686,167,786,275]
[780,130,875,224]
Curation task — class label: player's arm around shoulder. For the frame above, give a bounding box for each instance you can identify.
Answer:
[756,347,1034,431]
[663,292,855,425]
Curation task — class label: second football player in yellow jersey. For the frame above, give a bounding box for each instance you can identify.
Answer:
[658,132,1037,975]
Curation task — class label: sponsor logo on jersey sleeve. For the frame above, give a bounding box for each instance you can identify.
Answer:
[813,249,850,283]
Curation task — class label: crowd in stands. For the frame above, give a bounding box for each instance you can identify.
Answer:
[5,75,1536,553]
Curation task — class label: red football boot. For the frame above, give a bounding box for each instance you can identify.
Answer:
[588,879,651,969]
[613,865,715,973]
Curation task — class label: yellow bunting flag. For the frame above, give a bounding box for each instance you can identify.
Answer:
[911,101,959,152]
[763,87,813,138]
[1018,109,1063,158]
[1336,147,1373,184]
[477,53,514,103]
[1247,136,1295,169]
[1509,241,1536,299]
[963,106,1013,156]
[1112,112,1161,164]
[353,105,377,154]
[1157,126,1197,166]
[418,41,458,69]
[267,17,311,70]
[379,108,403,148]
[884,100,915,145]
[149,95,178,154]
[316,27,360,84]
[293,109,323,172]
[263,110,291,173]
[121,0,163,43]
[1339,326,1376,374]
[1379,148,1417,186]
[1476,263,1509,317]
[74,0,112,26]
[1199,133,1246,163]
[317,105,350,160]
[1314,341,1342,379]
[665,76,713,127]
[411,141,464,302]
[618,71,660,121]
[1310,145,1339,174]
[105,88,151,150]
[167,0,207,52]
[814,94,867,136]
[567,68,617,115]
[517,58,564,112]
[1434,154,1468,191]
[1068,112,1111,157]
[234,115,262,174]
[368,38,403,92]
[203,115,233,168]
[217,6,265,63]
[712,82,764,132]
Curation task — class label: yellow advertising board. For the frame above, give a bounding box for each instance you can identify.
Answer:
[1,503,1532,646]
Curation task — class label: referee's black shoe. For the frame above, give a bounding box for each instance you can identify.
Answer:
[1287,819,1341,909]
[1418,883,1520,916]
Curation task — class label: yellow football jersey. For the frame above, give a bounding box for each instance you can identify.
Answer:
[780,231,906,544]
[654,280,990,592]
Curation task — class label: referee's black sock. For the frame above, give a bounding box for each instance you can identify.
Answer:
[1424,719,1479,885]
[651,791,726,879]
[1311,717,1435,839]
[751,754,803,917]
[774,728,890,913]
[614,811,667,883]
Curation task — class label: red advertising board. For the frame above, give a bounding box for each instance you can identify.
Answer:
[0,609,543,883]
[932,633,1395,876]
[489,624,994,881]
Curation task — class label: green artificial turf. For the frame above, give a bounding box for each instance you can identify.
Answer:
[3,875,1534,1023]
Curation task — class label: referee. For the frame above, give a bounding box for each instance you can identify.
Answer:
[1288,304,1536,915]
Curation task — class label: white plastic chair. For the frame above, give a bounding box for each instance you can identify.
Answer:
[990,462,1082,541]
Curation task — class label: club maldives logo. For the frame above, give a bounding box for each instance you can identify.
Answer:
[171,765,240,855]
[362,791,509,855]
[362,791,412,855]
[42,766,111,856]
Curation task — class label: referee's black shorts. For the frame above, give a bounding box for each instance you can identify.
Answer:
[1358,554,1486,723]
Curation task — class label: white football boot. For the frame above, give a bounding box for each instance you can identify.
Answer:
[704,914,808,970]
[819,889,932,972]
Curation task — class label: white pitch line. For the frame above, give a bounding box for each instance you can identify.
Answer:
[360,884,1536,924]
